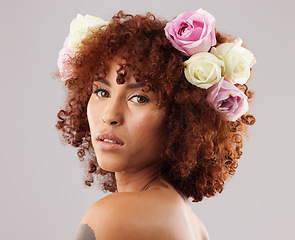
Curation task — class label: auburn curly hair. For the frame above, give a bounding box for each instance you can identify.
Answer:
[56,11,255,202]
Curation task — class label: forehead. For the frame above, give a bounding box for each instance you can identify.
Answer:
[94,57,158,95]
[92,60,150,92]
[95,78,146,91]
[103,58,147,86]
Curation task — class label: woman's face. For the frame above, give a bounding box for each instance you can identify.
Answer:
[87,61,166,173]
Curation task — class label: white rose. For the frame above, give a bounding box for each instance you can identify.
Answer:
[68,14,108,52]
[183,52,225,89]
[212,38,256,84]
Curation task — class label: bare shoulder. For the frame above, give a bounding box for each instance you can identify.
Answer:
[76,186,210,240]
[77,189,173,240]
[191,212,210,240]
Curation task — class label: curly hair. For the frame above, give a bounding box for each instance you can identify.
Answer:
[56,11,255,202]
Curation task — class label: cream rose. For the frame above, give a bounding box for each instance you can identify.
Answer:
[183,52,225,89]
[212,38,256,84]
[68,14,108,52]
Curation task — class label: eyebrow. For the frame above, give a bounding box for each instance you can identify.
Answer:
[95,79,146,89]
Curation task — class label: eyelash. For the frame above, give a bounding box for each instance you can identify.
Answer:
[92,88,150,104]
[92,88,110,98]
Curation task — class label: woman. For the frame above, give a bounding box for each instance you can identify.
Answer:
[57,10,256,240]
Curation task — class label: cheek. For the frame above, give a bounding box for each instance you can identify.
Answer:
[129,108,165,144]
[87,100,96,145]
[87,96,101,131]
[87,99,94,128]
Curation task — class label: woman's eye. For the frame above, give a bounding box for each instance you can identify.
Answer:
[130,95,150,104]
[92,89,110,98]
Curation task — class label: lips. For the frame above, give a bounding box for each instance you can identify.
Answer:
[96,131,124,145]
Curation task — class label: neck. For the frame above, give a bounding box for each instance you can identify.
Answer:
[115,161,163,192]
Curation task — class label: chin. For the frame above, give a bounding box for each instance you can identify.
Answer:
[97,157,129,173]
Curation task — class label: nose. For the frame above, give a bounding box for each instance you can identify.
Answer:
[101,97,124,126]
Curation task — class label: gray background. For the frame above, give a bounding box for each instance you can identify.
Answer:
[1,0,294,239]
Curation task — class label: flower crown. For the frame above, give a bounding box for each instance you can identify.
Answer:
[164,9,256,121]
[58,10,256,122]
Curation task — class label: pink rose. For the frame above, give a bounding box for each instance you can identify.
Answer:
[164,9,216,56]
[206,79,249,121]
[57,36,75,81]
